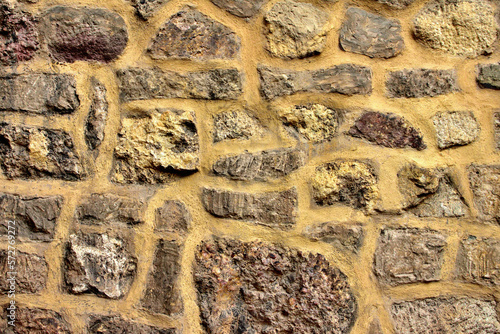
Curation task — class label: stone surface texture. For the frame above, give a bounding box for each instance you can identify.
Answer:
[303,222,363,253]
[468,164,500,223]
[155,200,190,234]
[0,250,47,294]
[131,0,169,20]
[433,111,480,149]
[75,193,144,226]
[387,69,459,98]
[85,78,108,150]
[375,0,416,9]
[213,111,264,143]
[477,63,500,90]
[456,236,500,286]
[87,315,178,334]
[496,112,500,150]
[0,306,71,333]
[210,0,266,17]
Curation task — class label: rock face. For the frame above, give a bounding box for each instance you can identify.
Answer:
[468,164,500,223]
[42,6,128,63]
[75,193,144,226]
[387,69,459,98]
[413,0,498,57]
[149,9,239,60]
[213,111,264,143]
[85,78,108,150]
[456,236,500,286]
[0,123,84,181]
[0,306,71,333]
[194,237,357,334]
[131,0,169,20]
[0,250,47,294]
[303,223,363,253]
[477,63,500,90]
[340,8,404,58]
[433,111,480,149]
[210,0,266,17]
[155,200,190,234]
[64,233,137,299]
[202,188,298,229]
[87,315,178,334]
[374,228,446,286]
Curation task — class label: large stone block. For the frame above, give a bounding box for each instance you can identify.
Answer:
[456,236,500,286]
[210,0,266,17]
[433,111,480,149]
[477,63,500,90]
[468,164,500,223]
[75,193,144,226]
[0,250,47,294]
[0,306,71,333]
[85,78,108,150]
[87,315,178,334]
[213,111,264,143]
[386,69,459,98]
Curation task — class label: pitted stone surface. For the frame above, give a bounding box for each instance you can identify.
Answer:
[131,0,169,20]
[433,111,480,149]
[85,78,108,150]
[211,0,266,17]
[303,223,363,253]
[0,250,47,294]
[477,63,500,90]
[456,236,500,286]
[468,164,500,223]
[87,315,178,334]
[155,200,190,234]
[75,193,144,226]
[0,306,71,333]
[213,111,264,143]
[387,69,459,98]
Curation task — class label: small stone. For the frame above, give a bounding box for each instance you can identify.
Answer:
[477,63,500,90]
[468,164,500,223]
[340,8,404,58]
[202,187,298,230]
[85,78,108,150]
[87,315,178,334]
[155,200,190,234]
[64,233,137,299]
[303,222,363,253]
[456,236,500,286]
[367,318,383,334]
[75,193,144,226]
[131,0,168,20]
[348,111,425,150]
[375,0,416,9]
[42,6,128,63]
[213,111,264,143]
[387,68,459,98]
[0,306,71,333]
[374,228,446,286]
[433,111,480,149]
[210,0,266,18]
[495,112,500,150]
[0,250,47,294]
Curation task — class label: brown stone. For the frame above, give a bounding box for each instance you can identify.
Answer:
[477,63,500,90]
[131,0,169,20]
[75,193,144,226]
[303,223,363,253]
[433,111,480,149]
[213,111,264,143]
[85,78,108,150]
[0,250,47,294]
[456,236,500,286]
[87,315,178,334]
[210,0,266,18]
[0,306,71,333]
[386,69,459,98]
[155,200,190,234]
[375,0,416,9]
[496,112,500,150]
[468,164,500,223]
[367,318,383,334]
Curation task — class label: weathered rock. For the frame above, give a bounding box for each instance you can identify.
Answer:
[303,222,363,253]
[477,63,500,90]
[367,318,383,334]
[0,250,47,294]
[495,112,500,150]
[149,9,239,60]
[202,187,297,229]
[213,111,264,143]
[468,164,500,223]
[348,111,425,150]
[75,193,144,226]
[112,109,199,184]
[117,68,242,102]
[42,6,128,63]
[340,8,404,58]
[0,123,84,181]
[413,0,498,57]
[0,306,71,333]
[210,0,266,18]
[131,0,168,20]
[456,236,500,286]
[212,148,306,181]
[195,237,357,334]
[141,239,183,316]
[155,200,190,234]
[375,0,417,9]
[64,233,137,299]
[387,69,459,98]
[433,111,480,149]
[374,228,446,286]
[258,64,372,100]
[85,78,108,150]
[87,315,178,334]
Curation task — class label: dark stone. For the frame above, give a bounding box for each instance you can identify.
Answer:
[211,0,266,17]
[87,314,178,334]
[468,164,500,223]
[131,0,169,20]
[85,78,108,150]
[477,63,500,90]
[456,236,500,286]
[75,193,144,226]
[387,69,459,98]
[213,111,264,143]
[155,200,190,234]
[0,250,47,294]
[0,306,71,333]
[303,223,363,253]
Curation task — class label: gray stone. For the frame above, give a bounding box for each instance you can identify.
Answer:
[303,223,363,253]
[87,315,178,334]
[433,111,480,149]
[456,236,500,286]
[0,306,71,333]
[85,78,108,150]
[477,63,500,90]
[131,0,169,20]
[75,193,144,226]
[0,250,47,294]
[495,112,500,150]
[375,0,416,9]
[468,164,500,223]
[411,177,468,217]
[210,0,266,18]
[387,69,459,98]
[213,111,264,143]
[367,318,383,334]
[155,200,190,234]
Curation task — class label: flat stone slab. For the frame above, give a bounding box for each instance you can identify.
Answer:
[477,63,500,90]
[468,164,500,223]
[387,69,459,98]
[456,236,500,286]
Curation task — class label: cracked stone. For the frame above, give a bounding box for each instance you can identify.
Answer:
[155,200,190,234]
[433,111,480,149]
[456,236,500,286]
[213,111,264,143]
[210,0,266,17]
[0,306,71,333]
[0,250,47,294]
[303,222,363,253]
[85,78,108,150]
[477,63,500,90]
[468,164,500,223]
[387,68,459,98]
[75,193,144,226]
[87,315,178,334]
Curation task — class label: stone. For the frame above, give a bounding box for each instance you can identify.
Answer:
[468,164,500,223]
[348,111,425,150]
[194,237,357,334]
[303,222,363,253]
[0,73,79,114]
[258,64,372,100]
[75,193,144,226]
[87,315,178,334]
[64,233,137,299]
[155,200,190,234]
[477,63,500,90]
[131,0,168,20]
[141,239,183,316]
[42,6,128,63]
[112,109,199,184]
[0,250,47,294]
[85,78,108,150]
[202,187,298,230]
[210,0,266,18]
[413,0,498,57]
[149,9,239,60]
[495,112,500,150]
[340,8,404,58]
[456,236,500,286]
[213,111,264,143]
[391,297,500,333]
[374,228,446,286]
[212,148,306,181]
[0,122,84,181]
[117,68,242,102]
[0,306,71,333]
[367,318,383,334]
[375,0,416,9]
[433,111,480,149]
[0,192,63,241]
[387,69,459,98]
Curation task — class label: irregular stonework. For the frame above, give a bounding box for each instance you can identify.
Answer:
[374,228,446,286]
[212,148,306,181]
[213,111,264,143]
[0,306,71,333]
[117,68,242,101]
[112,109,199,184]
[202,187,298,229]
[155,200,190,234]
[477,63,500,90]
[340,8,404,58]
[348,111,426,150]
[387,69,459,98]
[131,0,168,20]
[303,222,363,253]
[85,78,108,150]
[0,123,84,181]
[87,315,178,334]
[75,193,144,226]
[42,6,128,63]
[433,111,480,149]
[64,233,137,299]
[258,64,372,100]
[149,9,239,60]
[0,250,47,294]
[468,164,500,223]
[456,236,500,286]
[195,237,356,334]
[413,0,498,57]
[211,0,266,18]
[375,0,417,9]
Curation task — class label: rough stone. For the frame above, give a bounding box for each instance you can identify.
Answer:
[0,123,84,181]
[202,187,298,230]
[340,8,404,58]
[0,306,71,333]
[456,236,500,286]
[495,112,500,150]
[64,233,137,299]
[149,9,239,60]
[433,111,480,149]
[195,237,357,334]
[348,111,425,150]
[112,109,199,184]
[117,67,242,102]
[303,222,363,253]
[387,68,459,98]
[258,64,372,100]
[87,315,178,334]
[413,0,498,57]
[213,111,264,143]
[468,164,500,223]
[0,250,47,294]
[42,6,128,63]
[75,193,144,226]
[155,200,190,234]
[131,0,168,20]
[0,73,79,114]
[367,318,383,334]
[85,78,108,150]
[477,63,500,90]
[375,0,416,9]
[210,0,266,18]
[212,148,306,181]
[374,228,446,286]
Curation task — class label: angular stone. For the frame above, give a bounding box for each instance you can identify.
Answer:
[433,111,480,149]
[0,306,71,333]
[112,109,199,184]
[374,228,446,286]
[75,193,144,226]
[340,8,404,58]
[117,68,242,102]
[85,78,108,150]
[477,63,500,90]
[64,233,137,299]
[348,111,425,150]
[375,0,417,9]
[456,236,500,286]
[141,239,183,316]
[303,222,363,253]
[495,112,500,150]
[131,0,169,20]
[212,148,306,181]
[414,0,498,57]
[387,69,459,98]
[211,0,266,18]
[149,9,239,60]
[0,74,79,114]
[155,200,190,234]
[0,123,84,181]
[87,315,178,334]
[0,250,47,294]
[202,187,297,230]
[258,64,372,100]
[195,237,357,334]
[213,111,264,143]
[42,6,128,63]
[468,164,500,223]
